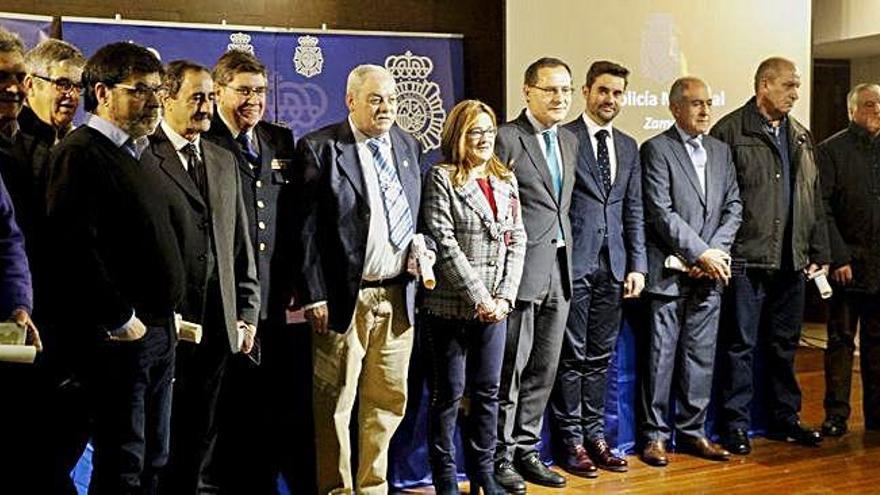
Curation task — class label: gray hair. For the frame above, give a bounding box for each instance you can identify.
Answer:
[0,26,24,56]
[847,83,880,115]
[669,76,708,105]
[25,39,85,77]
[345,64,394,96]
[753,57,796,92]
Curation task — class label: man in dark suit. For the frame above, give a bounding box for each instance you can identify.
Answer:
[639,77,742,466]
[493,57,576,492]
[202,50,303,494]
[139,60,260,494]
[44,41,185,494]
[293,64,429,494]
[551,60,645,478]
[818,83,880,437]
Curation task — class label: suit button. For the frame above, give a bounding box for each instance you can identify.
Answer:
[775,173,781,180]
[256,180,263,188]
[774,218,781,225]
[257,200,265,208]
[259,242,266,251]
[258,221,267,230]
[551,239,557,245]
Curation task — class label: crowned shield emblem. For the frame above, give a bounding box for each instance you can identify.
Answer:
[384,51,445,152]
[294,35,324,78]
[227,32,254,54]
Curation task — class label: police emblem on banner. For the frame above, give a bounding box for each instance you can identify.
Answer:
[293,35,324,78]
[276,81,329,136]
[640,14,687,85]
[385,51,445,152]
[228,32,254,54]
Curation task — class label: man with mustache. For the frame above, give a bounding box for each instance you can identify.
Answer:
[639,77,741,466]
[493,57,577,492]
[142,59,260,494]
[293,64,430,494]
[711,57,830,454]
[817,83,880,438]
[45,41,187,493]
[202,50,301,494]
[551,60,646,478]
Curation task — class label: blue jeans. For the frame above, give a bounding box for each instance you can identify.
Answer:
[423,313,506,481]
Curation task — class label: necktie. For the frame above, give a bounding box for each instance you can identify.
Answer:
[366,137,413,251]
[542,130,563,200]
[122,138,138,159]
[594,129,612,194]
[183,143,207,199]
[687,136,707,195]
[236,132,260,166]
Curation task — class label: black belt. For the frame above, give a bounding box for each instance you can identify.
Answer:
[361,272,412,288]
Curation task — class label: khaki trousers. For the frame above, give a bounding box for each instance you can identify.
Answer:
[312,286,414,495]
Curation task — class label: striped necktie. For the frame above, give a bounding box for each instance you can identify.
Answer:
[366,137,413,251]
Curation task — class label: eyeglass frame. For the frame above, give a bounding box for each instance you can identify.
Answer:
[528,84,574,98]
[112,82,166,100]
[32,74,83,93]
[465,127,497,140]
[220,83,269,99]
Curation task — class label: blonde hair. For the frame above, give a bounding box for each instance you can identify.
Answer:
[440,99,512,187]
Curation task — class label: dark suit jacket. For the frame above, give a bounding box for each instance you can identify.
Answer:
[641,126,742,297]
[0,171,31,316]
[293,120,423,332]
[141,127,260,352]
[45,126,186,337]
[563,117,647,282]
[495,110,576,300]
[203,116,296,322]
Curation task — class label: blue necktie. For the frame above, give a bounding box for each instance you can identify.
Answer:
[236,132,260,165]
[542,130,562,200]
[366,137,413,251]
[595,129,612,194]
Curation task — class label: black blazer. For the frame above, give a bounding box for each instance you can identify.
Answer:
[45,126,186,337]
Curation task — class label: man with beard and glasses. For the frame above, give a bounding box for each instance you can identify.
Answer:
[551,60,645,479]
[203,50,302,494]
[144,59,260,495]
[45,42,186,494]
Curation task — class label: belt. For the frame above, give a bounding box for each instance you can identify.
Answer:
[361,272,412,288]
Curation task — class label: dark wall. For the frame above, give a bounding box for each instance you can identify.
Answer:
[2,0,506,115]
[812,59,851,144]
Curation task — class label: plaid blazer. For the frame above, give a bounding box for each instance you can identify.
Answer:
[420,164,527,319]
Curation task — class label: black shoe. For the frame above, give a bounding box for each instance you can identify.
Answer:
[767,421,823,446]
[494,460,526,494]
[821,416,848,437]
[723,428,751,455]
[516,452,566,488]
[433,476,460,495]
[470,472,507,495]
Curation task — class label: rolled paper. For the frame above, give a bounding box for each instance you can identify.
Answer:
[412,234,436,290]
[0,344,37,364]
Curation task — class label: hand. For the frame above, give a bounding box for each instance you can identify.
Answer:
[305,303,329,335]
[687,266,710,279]
[238,321,256,354]
[476,299,497,322]
[697,248,732,284]
[830,264,853,286]
[803,263,829,279]
[10,308,41,352]
[623,272,645,299]
[110,317,147,342]
[406,247,437,277]
[489,298,511,322]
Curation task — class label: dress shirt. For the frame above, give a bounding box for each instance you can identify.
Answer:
[160,121,202,169]
[674,124,707,194]
[582,112,617,182]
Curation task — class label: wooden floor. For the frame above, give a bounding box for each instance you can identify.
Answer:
[399,346,879,494]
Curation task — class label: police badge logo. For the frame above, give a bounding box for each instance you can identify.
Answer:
[293,35,324,78]
[228,32,254,54]
[384,51,445,152]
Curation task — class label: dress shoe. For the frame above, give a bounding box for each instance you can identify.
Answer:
[516,452,566,488]
[558,444,598,478]
[586,437,628,472]
[677,436,731,461]
[470,472,507,495]
[723,428,751,455]
[767,421,823,446]
[821,416,848,437]
[493,460,526,494]
[640,439,668,467]
[433,476,460,495]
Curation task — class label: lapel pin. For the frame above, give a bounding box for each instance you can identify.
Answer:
[403,159,409,168]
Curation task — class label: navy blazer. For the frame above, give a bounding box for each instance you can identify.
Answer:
[641,126,742,297]
[293,120,423,332]
[563,117,647,282]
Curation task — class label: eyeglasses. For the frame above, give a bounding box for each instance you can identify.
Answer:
[0,70,26,85]
[529,85,573,98]
[113,82,166,100]
[222,84,268,98]
[33,74,83,93]
[466,127,497,139]
[367,95,398,106]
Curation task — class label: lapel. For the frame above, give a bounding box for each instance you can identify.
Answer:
[151,128,206,209]
[515,111,558,204]
[490,174,512,224]
[456,176,497,231]
[570,118,606,198]
[609,128,629,196]
[202,140,225,218]
[334,121,367,202]
[389,126,419,215]
[210,113,255,179]
[665,127,706,206]
[255,123,276,173]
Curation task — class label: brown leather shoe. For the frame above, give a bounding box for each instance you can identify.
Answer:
[586,438,628,472]
[641,439,668,467]
[559,444,598,478]
[678,436,731,461]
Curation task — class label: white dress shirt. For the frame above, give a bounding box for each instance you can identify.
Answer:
[582,112,617,183]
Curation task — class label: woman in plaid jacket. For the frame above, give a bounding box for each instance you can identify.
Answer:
[420,99,527,494]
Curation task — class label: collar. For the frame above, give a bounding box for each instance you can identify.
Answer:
[582,112,614,139]
[86,114,148,158]
[525,109,558,134]
[348,115,390,146]
[218,108,255,142]
[0,118,19,143]
[848,121,880,144]
[674,123,704,146]
[161,120,200,152]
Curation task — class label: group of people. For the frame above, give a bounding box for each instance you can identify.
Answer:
[0,23,878,495]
